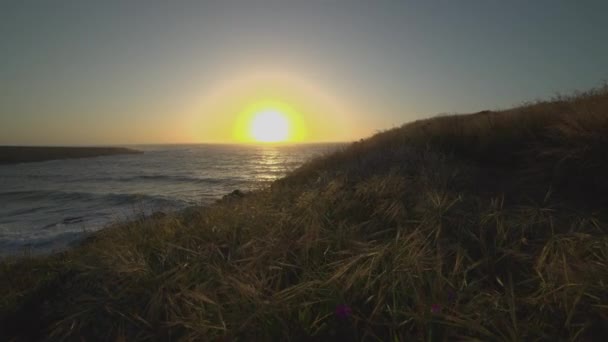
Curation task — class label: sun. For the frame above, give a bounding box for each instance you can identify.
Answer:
[249,110,290,142]
[233,100,306,143]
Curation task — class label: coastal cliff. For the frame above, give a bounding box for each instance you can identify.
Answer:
[0,146,142,164]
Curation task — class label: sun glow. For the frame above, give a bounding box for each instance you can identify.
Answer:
[193,70,356,143]
[233,100,307,143]
[250,110,289,142]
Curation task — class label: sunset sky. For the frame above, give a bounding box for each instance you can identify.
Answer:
[1,1,607,145]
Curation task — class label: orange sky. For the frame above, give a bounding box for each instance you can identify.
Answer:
[181,70,369,144]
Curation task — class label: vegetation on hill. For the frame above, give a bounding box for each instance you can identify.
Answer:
[2,86,608,341]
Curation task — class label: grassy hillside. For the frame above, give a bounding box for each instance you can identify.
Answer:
[2,87,608,341]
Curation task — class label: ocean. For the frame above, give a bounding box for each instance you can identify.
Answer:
[0,143,343,255]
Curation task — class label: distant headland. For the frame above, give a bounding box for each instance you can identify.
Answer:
[0,146,142,165]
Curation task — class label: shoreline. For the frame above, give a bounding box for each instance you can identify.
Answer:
[0,146,142,165]
[0,190,244,258]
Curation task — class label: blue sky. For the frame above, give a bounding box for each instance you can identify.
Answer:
[1,1,607,144]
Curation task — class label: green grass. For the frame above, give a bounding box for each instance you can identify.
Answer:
[2,86,608,341]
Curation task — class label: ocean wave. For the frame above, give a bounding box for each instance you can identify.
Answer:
[15,173,239,184]
[78,174,241,184]
[0,189,187,207]
[0,144,344,255]
[4,205,50,216]
[0,230,88,256]
[134,174,232,184]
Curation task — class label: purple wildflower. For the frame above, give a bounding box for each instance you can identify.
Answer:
[430,303,442,314]
[334,304,353,319]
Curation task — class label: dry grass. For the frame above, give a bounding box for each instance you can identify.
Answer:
[2,86,608,341]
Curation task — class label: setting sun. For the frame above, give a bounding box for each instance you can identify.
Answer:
[250,110,289,142]
[233,100,307,143]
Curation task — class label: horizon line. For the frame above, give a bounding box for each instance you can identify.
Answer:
[0,140,353,148]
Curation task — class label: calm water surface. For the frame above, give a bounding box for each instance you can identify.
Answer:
[0,144,343,255]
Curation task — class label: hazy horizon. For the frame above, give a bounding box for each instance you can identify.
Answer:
[0,140,350,148]
[2,0,607,145]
